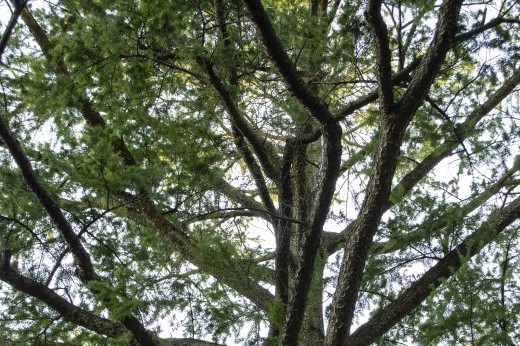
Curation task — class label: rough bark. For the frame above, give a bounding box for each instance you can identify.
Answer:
[244,1,343,343]
[346,195,520,345]
[326,1,463,344]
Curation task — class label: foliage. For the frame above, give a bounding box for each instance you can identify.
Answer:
[0,0,519,345]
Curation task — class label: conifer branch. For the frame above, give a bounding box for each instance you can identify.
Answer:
[19,3,274,320]
[0,262,127,338]
[244,0,335,125]
[346,195,520,345]
[374,157,520,255]
[326,1,464,343]
[365,0,394,112]
[199,57,282,181]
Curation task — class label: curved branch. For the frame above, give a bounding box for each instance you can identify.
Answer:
[0,116,98,284]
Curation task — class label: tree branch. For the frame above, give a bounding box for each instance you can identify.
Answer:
[0,245,126,338]
[346,195,520,345]
[397,0,464,117]
[326,1,464,343]
[0,115,98,285]
[281,122,342,344]
[199,57,282,181]
[161,338,225,346]
[455,16,520,43]
[374,156,520,254]
[325,17,520,258]
[332,13,506,122]
[20,6,274,312]
[275,140,296,308]
[365,0,394,112]
[232,124,278,216]
[243,0,335,125]
[0,1,27,61]
[240,3,345,342]
[389,67,520,207]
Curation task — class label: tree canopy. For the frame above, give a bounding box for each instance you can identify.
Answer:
[0,0,519,344]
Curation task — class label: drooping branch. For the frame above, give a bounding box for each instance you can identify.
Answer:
[346,195,520,346]
[0,90,163,346]
[20,8,274,311]
[1,12,159,340]
[0,109,98,286]
[0,243,223,345]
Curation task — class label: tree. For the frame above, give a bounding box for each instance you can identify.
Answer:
[0,0,519,344]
